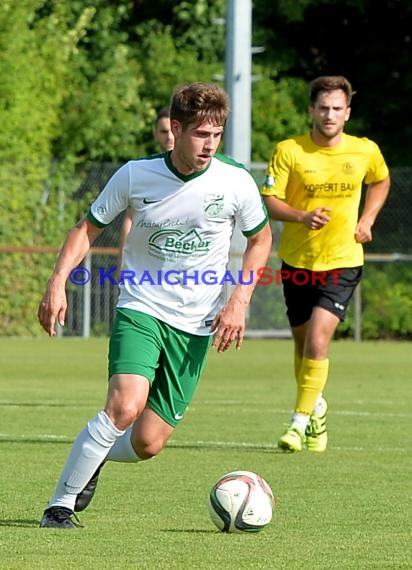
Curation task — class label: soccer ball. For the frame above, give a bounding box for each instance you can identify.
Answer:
[207,470,275,533]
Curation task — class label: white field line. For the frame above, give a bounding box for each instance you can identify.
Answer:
[0,400,410,418]
[0,433,406,454]
[191,406,412,418]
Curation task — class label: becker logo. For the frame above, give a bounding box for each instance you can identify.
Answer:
[148,228,210,255]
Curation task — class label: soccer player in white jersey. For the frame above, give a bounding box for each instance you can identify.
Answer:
[38,82,272,528]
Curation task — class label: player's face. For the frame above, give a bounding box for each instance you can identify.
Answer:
[170,120,224,175]
[309,89,351,144]
[153,117,174,151]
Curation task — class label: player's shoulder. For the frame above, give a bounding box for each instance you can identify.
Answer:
[342,133,381,151]
[127,152,167,167]
[213,153,250,172]
[211,154,255,183]
[123,153,169,178]
[274,134,311,154]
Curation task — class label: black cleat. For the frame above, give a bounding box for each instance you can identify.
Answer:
[74,462,105,512]
[39,506,80,529]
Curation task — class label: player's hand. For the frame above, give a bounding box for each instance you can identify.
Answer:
[355,220,373,243]
[210,302,247,353]
[303,207,332,230]
[37,282,67,336]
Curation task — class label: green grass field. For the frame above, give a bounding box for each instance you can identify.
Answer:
[0,337,411,570]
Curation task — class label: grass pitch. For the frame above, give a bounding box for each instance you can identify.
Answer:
[0,337,411,569]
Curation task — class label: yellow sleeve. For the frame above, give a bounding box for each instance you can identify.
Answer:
[364,140,390,184]
[260,142,291,199]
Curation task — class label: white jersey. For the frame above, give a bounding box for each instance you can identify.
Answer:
[88,152,268,335]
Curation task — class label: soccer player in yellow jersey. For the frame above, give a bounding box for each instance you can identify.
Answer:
[261,75,390,453]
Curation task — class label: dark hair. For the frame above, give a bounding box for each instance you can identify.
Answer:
[170,82,230,130]
[309,76,354,106]
[155,106,170,124]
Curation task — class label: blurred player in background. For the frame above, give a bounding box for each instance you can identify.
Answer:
[116,106,175,279]
[261,75,390,453]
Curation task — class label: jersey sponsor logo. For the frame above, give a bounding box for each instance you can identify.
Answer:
[148,228,210,256]
[342,162,355,175]
[138,217,189,228]
[143,198,161,204]
[304,182,356,194]
[204,194,224,218]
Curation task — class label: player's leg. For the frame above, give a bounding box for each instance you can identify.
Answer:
[40,309,159,528]
[296,307,339,451]
[130,406,175,458]
[296,306,338,416]
[108,318,211,461]
[291,321,307,381]
[303,267,362,451]
[40,373,150,527]
[277,318,325,452]
[277,264,314,451]
[76,317,211,514]
[73,372,151,512]
[74,406,177,513]
[73,309,164,513]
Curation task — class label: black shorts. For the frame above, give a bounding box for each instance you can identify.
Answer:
[281,261,362,328]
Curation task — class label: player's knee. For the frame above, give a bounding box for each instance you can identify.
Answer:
[134,435,169,459]
[106,405,140,432]
[136,441,163,459]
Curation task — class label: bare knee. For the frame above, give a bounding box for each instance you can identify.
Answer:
[133,437,167,460]
[105,404,141,432]
[130,407,175,460]
[106,373,150,431]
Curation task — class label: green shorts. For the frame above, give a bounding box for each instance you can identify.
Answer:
[108,308,212,427]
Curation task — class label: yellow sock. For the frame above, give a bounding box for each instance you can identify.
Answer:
[294,351,302,383]
[295,357,329,416]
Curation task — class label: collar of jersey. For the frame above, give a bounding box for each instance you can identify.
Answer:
[165,151,211,182]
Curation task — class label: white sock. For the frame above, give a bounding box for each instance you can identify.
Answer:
[48,411,125,510]
[291,412,310,433]
[107,426,142,462]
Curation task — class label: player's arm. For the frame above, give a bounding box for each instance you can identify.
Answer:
[115,207,133,283]
[261,147,330,230]
[38,218,103,336]
[211,222,272,353]
[263,195,331,230]
[355,175,391,243]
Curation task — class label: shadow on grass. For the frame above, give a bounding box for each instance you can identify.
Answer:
[0,437,73,444]
[0,519,40,528]
[161,528,217,534]
[167,442,282,453]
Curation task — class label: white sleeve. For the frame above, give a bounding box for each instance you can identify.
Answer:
[235,171,268,236]
[88,163,131,226]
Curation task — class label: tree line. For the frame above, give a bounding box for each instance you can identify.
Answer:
[1,0,411,336]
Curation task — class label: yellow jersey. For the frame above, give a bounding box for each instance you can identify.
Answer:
[261,133,389,270]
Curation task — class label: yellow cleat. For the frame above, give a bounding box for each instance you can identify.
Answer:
[306,396,328,452]
[277,425,305,452]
